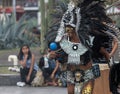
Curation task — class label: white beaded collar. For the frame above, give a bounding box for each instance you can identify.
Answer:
[60,37,88,64]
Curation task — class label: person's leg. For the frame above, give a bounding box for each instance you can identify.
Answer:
[117,63,120,94]
[67,79,94,94]
[51,79,58,86]
[67,69,74,94]
[52,70,61,86]
[42,68,50,81]
[20,67,28,82]
[109,64,118,93]
[26,69,37,85]
[81,80,94,94]
[67,83,74,94]
[47,72,58,86]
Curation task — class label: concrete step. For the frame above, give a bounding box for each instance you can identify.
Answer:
[0,74,20,86]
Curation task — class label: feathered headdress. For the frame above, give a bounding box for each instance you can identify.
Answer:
[56,0,118,48]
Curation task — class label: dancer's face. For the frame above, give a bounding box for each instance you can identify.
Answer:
[66,26,75,38]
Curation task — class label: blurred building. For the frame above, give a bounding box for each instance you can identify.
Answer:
[106,1,120,16]
[0,0,39,21]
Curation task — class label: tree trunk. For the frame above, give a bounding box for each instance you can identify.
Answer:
[39,0,46,54]
[48,0,54,27]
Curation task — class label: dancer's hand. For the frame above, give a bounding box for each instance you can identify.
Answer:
[55,36,62,42]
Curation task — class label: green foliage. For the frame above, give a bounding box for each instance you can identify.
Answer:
[116,17,120,28]
[0,13,40,49]
[105,0,118,5]
[46,0,68,43]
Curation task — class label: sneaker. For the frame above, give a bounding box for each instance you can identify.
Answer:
[17,82,26,87]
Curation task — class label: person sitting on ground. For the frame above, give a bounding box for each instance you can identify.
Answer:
[39,50,60,86]
[17,44,39,86]
[38,49,50,81]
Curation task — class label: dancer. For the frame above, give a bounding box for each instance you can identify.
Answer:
[49,0,119,94]
[60,24,95,94]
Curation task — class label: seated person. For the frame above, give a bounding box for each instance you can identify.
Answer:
[17,44,39,86]
[39,51,60,86]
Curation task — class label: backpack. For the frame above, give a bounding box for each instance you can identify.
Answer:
[38,57,44,69]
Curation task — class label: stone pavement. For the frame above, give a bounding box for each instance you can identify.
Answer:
[0,86,67,94]
[0,74,20,86]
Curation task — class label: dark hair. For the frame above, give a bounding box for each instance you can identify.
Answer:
[18,44,32,60]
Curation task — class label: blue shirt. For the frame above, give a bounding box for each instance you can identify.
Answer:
[23,57,39,71]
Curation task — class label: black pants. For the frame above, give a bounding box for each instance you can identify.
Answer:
[109,63,120,94]
[20,67,36,85]
[42,67,60,81]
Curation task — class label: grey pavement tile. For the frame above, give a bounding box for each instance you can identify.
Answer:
[0,86,67,94]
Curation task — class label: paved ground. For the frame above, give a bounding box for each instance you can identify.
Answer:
[0,86,67,94]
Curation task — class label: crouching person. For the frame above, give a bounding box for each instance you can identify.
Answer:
[17,44,39,87]
[39,51,60,86]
